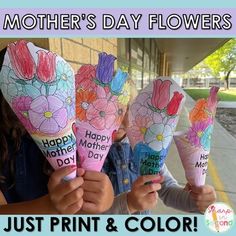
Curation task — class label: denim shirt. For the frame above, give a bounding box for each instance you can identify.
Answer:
[102,141,139,196]
[0,135,49,203]
[1,135,137,204]
[102,139,151,215]
[1,135,198,214]
[102,138,198,214]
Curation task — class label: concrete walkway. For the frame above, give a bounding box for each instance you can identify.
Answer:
[218,101,236,108]
[153,95,236,214]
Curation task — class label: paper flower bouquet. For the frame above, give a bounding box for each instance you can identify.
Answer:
[75,52,130,171]
[0,40,76,180]
[127,77,186,175]
[174,87,219,186]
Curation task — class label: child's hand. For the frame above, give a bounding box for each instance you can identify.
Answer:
[81,171,114,213]
[48,166,84,214]
[190,185,217,213]
[127,175,164,213]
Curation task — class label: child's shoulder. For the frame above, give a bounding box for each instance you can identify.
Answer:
[109,141,132,158]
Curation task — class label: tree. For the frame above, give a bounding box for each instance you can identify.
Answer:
[204,39,236,90]
[183,61,212,87]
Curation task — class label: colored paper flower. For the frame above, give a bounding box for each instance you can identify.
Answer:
[96,86,117,103]
[56,89,75,120]
[151,79,172,110]
[28,95,67,134]
[187,121,209,147]
[200,125,213,151]
[207,86,219,114]
[118,82,131,106]
[110,69,128,94]
[76,90,97,121]
[167,91,184,116]
[131,92,153,117]
[56,60,74,92]
[7,40,36,80]
[144,123,173,152]
[75,64,96,91]
[96,52,116,84]
[36,50,56,83]
[128,116,152,143]
[189,99,209,123]
[153,112,163,124]
[0,66,24,101]
[114,105,126,127]
[166,116,178,130]
[86,98,117,130]
[12,96,36,132]
[153,112,178,130]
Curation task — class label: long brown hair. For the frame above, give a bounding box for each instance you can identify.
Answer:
[1,47,27,183]
[0,47,27,184]
[0,91,27,183]
[0,47,52,186]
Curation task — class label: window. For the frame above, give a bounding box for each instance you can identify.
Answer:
[117,38,161,90]
[117,39,129,72]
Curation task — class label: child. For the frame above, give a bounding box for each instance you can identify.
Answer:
[0,45,114,214]
[103,80,217,214]
[0,90,114,214]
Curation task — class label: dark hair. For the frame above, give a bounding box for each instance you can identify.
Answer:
[0,46,54,187]
[0,47,28,184]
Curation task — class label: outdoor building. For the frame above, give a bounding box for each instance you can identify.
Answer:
[0,38,228,89]
[0,37,236,213]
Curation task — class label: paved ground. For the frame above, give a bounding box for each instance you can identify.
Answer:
[218,101,236,108]
[152,95,236,214]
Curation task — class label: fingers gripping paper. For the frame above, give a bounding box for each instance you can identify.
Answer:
[127,77,186,175]
[0,40,76,180]
[174,87,219,186]
[75,53,130,171]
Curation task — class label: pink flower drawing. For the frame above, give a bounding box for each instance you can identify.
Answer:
[96,86,116,101]
[207,86,219,114]
[187,121,210,147]
[28,95,67,134]
[128,116,152,143]
[7,40,36,80]
[36,50,56,83]
[86,98,117,130]
[153,112,163,124]
[131,92,153,117]
[151,79,172,110]
[153,112,178,130]
[75,64,97,91]
[12,96,36,132]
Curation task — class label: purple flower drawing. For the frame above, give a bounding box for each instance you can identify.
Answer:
[28,95,68,134]
[96,52,116,84]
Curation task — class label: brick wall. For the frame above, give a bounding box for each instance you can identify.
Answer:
[0,37,118,76]
[49,38,118,73]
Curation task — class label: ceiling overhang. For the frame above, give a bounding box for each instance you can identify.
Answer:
[156,38,229,74]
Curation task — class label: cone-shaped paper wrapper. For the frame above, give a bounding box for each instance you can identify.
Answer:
[174,87,219,186]
[75,54,130,171]
[0,40,76,180]
[174,131,209,186]
[127,77,186,175]
[76,121,112,171]
[134,142,170,175]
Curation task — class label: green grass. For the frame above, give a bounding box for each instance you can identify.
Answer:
[184,88,236,101]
